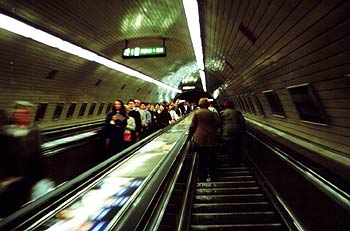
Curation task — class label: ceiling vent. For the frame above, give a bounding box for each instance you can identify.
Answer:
[46,70,59,79]
[95,79,102,86]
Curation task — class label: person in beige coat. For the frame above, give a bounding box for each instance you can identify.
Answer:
[189,98,221,181]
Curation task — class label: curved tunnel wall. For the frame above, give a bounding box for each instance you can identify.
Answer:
[0,1,348,172]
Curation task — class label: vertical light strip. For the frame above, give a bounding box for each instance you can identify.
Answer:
[0,13,182,93]
[199,70,206,92]
[213,82,229,99]
[182,0,207,92]
[213,88,220,99]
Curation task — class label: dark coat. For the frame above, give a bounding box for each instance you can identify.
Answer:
[105,111,127,154]
[180,104,191,115]
[220,108,245,142]
[0,126,46,217]
[1,126,45,183]
[158,110,172,128]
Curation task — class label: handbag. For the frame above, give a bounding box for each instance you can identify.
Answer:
[124,129,132,142]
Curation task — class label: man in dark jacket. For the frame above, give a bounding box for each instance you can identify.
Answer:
[220,100,245,165]
[127,99,142,143]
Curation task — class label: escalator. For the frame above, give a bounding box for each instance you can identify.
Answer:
[0,114,194,231]
[157,127,349,231]
[190,154,288,231]
[2,115,347,230]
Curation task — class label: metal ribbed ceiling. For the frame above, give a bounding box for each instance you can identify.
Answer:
[0,0,196,90]
[0,0,348,100]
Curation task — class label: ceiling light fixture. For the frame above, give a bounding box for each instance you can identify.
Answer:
[182,86,196,90]
[182,0,207,92]
[213,89,220,99]
[0,13,181,93]
[213,82,229,99]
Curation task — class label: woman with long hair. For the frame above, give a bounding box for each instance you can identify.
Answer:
[105,100,127,155]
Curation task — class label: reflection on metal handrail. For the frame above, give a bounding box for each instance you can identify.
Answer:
[248,131,350,211]
[107,115,194,230]
[243,137,305,231]
[177,151,198,231]
[143,140,193,231]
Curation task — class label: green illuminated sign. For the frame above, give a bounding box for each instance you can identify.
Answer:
[122,46,166,58]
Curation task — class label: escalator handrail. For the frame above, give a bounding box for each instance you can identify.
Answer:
[109,114,194,230]
[41,119,104,135]
[41,119,105,142]
[41,130,98,155]
[177,151,198,231]
[243,138,305,231]
[142,138,193,231]
[248,131,350,211]
[106,116,194,230]
[107,117,192,230]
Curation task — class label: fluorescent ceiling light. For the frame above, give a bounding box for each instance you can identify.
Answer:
[182,86,195,90]
[182,0,206,92]
[213,89,220,99]
[213,82,229,99]
[0,13,181,93]
[199,69,206,92]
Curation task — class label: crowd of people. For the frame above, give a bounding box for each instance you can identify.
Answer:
[103,97,246,182]
[102,99,195,157]
[0,97,245,217]
[0,99,195,217]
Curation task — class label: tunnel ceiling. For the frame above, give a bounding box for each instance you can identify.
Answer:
[0,0,349,102]
[0,0,198,97]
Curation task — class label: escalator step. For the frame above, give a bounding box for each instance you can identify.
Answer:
[196,187,261,195]
[217,175,254,181]
[217,171,252,177]
[190,223,284,231]
[196,181,257,188]
[218,163,243,168]
[216,157,231,161]
[188,158,287,231]
[192,202,272,213]
[194,193,266,203]
[216,167,248,172]
[191,211,279,224]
